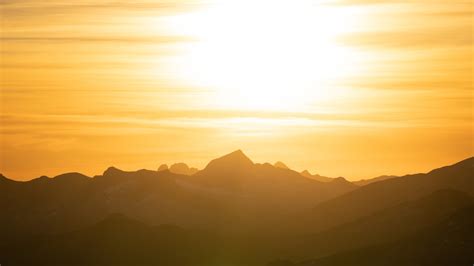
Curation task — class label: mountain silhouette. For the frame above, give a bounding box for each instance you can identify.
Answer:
[300,170,334,182]
[353,175,397,186]
[297,157,474,233]
[157,163,169,171]
[280,189,473,260]
[169,162,198,175]
[0,150,356,236]
[191,150,354,196]
[0,152,472,265]
[0,213,216,266]
[200,149,254,173]
[274,161,290,169]
[296,204,474,266]
[191,150,254,189]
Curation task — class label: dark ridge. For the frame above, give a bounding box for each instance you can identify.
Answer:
[354,175,397,186]
[103,166,124,176]
[274,161,290,169]
[53,172,90,181]
[427,156,474,175]
[331,177,351,184]
[28,175,49,183]
[0,173,10,182]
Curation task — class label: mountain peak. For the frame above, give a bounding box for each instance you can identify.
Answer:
[157,164,168,172]
[301,170,312,178]
[52,172,90,183]
[220,149,253,163]
[202,150,254,171]
[274,161,289,169]
[228,149,248,158]
[103,166,124,176]
[332,176,350,183]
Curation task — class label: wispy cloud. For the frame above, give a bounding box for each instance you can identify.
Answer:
[1,0,472,180]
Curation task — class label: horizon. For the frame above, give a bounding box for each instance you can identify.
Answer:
[1,149,472,182]
[1,0,473,181]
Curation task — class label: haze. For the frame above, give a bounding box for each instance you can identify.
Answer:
[1,0,472,180]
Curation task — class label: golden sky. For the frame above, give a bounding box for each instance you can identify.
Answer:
[1,0,473,180]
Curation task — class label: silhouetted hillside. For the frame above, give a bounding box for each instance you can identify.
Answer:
[297,205,474,266]
[279,189,473,260]
[300,170,334,182]
[170,162,199,175]
[192,150,355,196]
[353,175,397,186]
[298,157,474,233]
[0,150,356,237]
[0,213,218,266]
[157,162,199,175]
[193,149,255,189]
[274,161,290,169]
[1,153,472,266]
[0,168,222,236]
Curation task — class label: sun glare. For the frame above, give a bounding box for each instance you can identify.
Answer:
[166,0,361,111]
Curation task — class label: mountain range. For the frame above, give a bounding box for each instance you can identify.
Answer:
[1,150,472,265]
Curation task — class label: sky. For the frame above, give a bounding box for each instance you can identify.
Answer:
[0,0,473,180]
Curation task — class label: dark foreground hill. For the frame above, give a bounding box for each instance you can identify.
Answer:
[296,157,474,233]
[0,213,219,266]
[296,205,474,266]
[271,189,474,261]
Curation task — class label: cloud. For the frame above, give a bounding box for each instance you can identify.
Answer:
[339,27,472,49]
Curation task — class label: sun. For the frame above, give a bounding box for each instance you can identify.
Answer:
[166,0,360,111]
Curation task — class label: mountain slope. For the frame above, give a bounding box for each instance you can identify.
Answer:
[0,168,222,236]
[170,162,199,175]
[353,175,397,186]
[189,150,356,217]
[0,213,217,266]
[274,161,290,169]
[300,170,334,182]
[283,189,473,260]
[0,150,356,236]
[299,157,474,233]
[1,155,473,266]
[192,149,255,189]
[298,204,474,266]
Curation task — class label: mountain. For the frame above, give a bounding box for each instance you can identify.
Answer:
[279,189,473,260]
[297,204,474,266]
[0,168,222,236]
[182,150,357,233]
[191,150,356,207]
[191,150,355,196]
[298,157,474,233]
[354,175,397,186]
[274,161,290,169]
[0,213,218,266]
[157,163,169,171]
[0,150,356,236]
[300,170,334,182]
[169,162,199,175]
[1,154,473,266]
[194,150,254,182]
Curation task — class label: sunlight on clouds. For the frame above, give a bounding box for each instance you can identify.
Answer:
[0,0,472,180]
[165,0,368,111]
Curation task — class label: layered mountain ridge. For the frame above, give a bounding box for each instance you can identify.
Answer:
[1,152,472,266]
